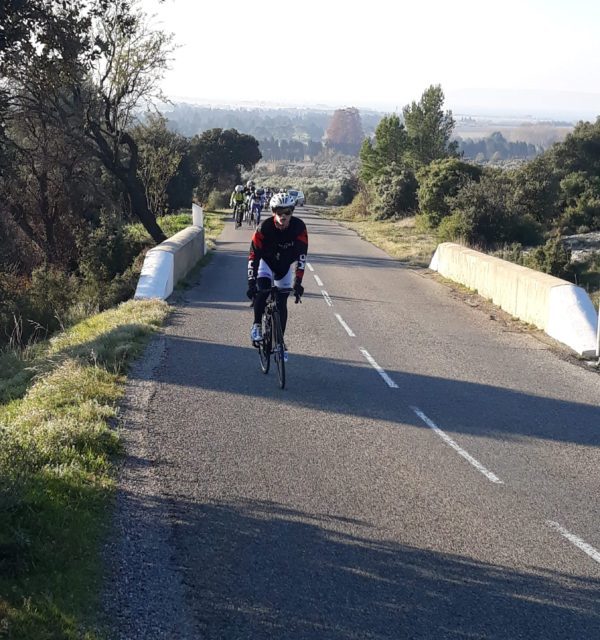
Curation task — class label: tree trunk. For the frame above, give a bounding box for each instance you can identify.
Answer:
[87,122,167,244]
[127,174,167,244]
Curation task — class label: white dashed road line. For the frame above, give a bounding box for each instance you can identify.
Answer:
[411,407,504,484]
[547,521,600,564]
[359,348,399,388]
[304,268,600,572]
[334,314,355,337]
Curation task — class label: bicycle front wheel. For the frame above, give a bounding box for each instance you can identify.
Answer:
[272,310,285,389]
[259,315,271,374]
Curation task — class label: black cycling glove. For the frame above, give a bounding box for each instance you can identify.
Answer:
[246,281,257,300]
[293,281,304,301]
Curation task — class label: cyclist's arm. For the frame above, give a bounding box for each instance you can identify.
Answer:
[247,229,265,282]
[293,225,309,285]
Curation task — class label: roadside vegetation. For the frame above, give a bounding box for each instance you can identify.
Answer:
[0,206,225,638]
[326,209,438,267]
[319,85,600,308]
[0,299,169,638]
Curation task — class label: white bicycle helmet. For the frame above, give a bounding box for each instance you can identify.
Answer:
[246,180,255,188]
[270,192,296,211]
[235,185,244,193]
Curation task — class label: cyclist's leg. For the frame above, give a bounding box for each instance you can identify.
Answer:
[254,260,274,325]
[254,277,271,320]
[273,267,293,335]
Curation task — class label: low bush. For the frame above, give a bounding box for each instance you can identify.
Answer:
[524,237,572,279]
[340,175,360,205]
[343,190,372,218]
[306,186,328,205]
[206,189,230,210]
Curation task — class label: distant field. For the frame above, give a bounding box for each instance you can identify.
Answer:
[453,123,573,147]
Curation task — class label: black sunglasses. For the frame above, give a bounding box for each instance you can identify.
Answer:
[273,207,294,216]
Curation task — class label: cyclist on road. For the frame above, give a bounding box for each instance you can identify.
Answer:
[243,180,255,201]
[249,189,264,227]
[243,180,256,224]
[230,185,245,224]
[246,193,308,356]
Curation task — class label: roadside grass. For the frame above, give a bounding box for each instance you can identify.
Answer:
[0,299,169,639]
[324,208,438,266]
[125,211,192,243]
[125,209,226,248]
[1,300,169,637]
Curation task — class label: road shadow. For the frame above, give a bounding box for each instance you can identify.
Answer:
[145,335,600,449]
[105,491,600,639]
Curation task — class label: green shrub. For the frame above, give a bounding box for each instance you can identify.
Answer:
[340,175,359,205]
[444,173,542,247]
[417,158,483,228]
[417,209,441,230]
[372,166,418,220]
[206,189,230,210]
[343,190,371,218]
[493,242,526,266]
[75,211,144,314]
[25,267,79,336]
[572,253,600,304]
[524,237,572,278]
[306,186,328,205]
[437,212,471,243]
[0,267,80,348]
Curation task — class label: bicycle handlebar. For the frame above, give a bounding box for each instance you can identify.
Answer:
[249,286,302,305]
[269,286,301,303]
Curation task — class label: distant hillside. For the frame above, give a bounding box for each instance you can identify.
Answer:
[162,103,384,142]
[161,103,576,164]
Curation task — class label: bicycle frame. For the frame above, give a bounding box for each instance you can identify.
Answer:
[256,286,294,389]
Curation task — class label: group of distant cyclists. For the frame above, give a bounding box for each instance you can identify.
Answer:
[230,180,308,361]
[229,180,279,229]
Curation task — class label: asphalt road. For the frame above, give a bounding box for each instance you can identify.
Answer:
[106,207,600,639]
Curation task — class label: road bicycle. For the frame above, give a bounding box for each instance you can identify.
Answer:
[233,202,246,228]
[254,286,299,389]
[249,204,262,229]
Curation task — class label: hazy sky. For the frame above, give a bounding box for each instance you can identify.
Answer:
[142,0,600,117]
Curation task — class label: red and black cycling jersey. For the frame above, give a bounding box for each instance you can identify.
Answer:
[248,216,308,283]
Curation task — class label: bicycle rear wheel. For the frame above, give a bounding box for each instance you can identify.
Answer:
[258,314,271,374]
[272,309,285,389]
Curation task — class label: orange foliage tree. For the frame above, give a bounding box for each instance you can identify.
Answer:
[325,107,365,155]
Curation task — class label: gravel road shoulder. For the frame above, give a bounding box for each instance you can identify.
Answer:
[100,332,199,639]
